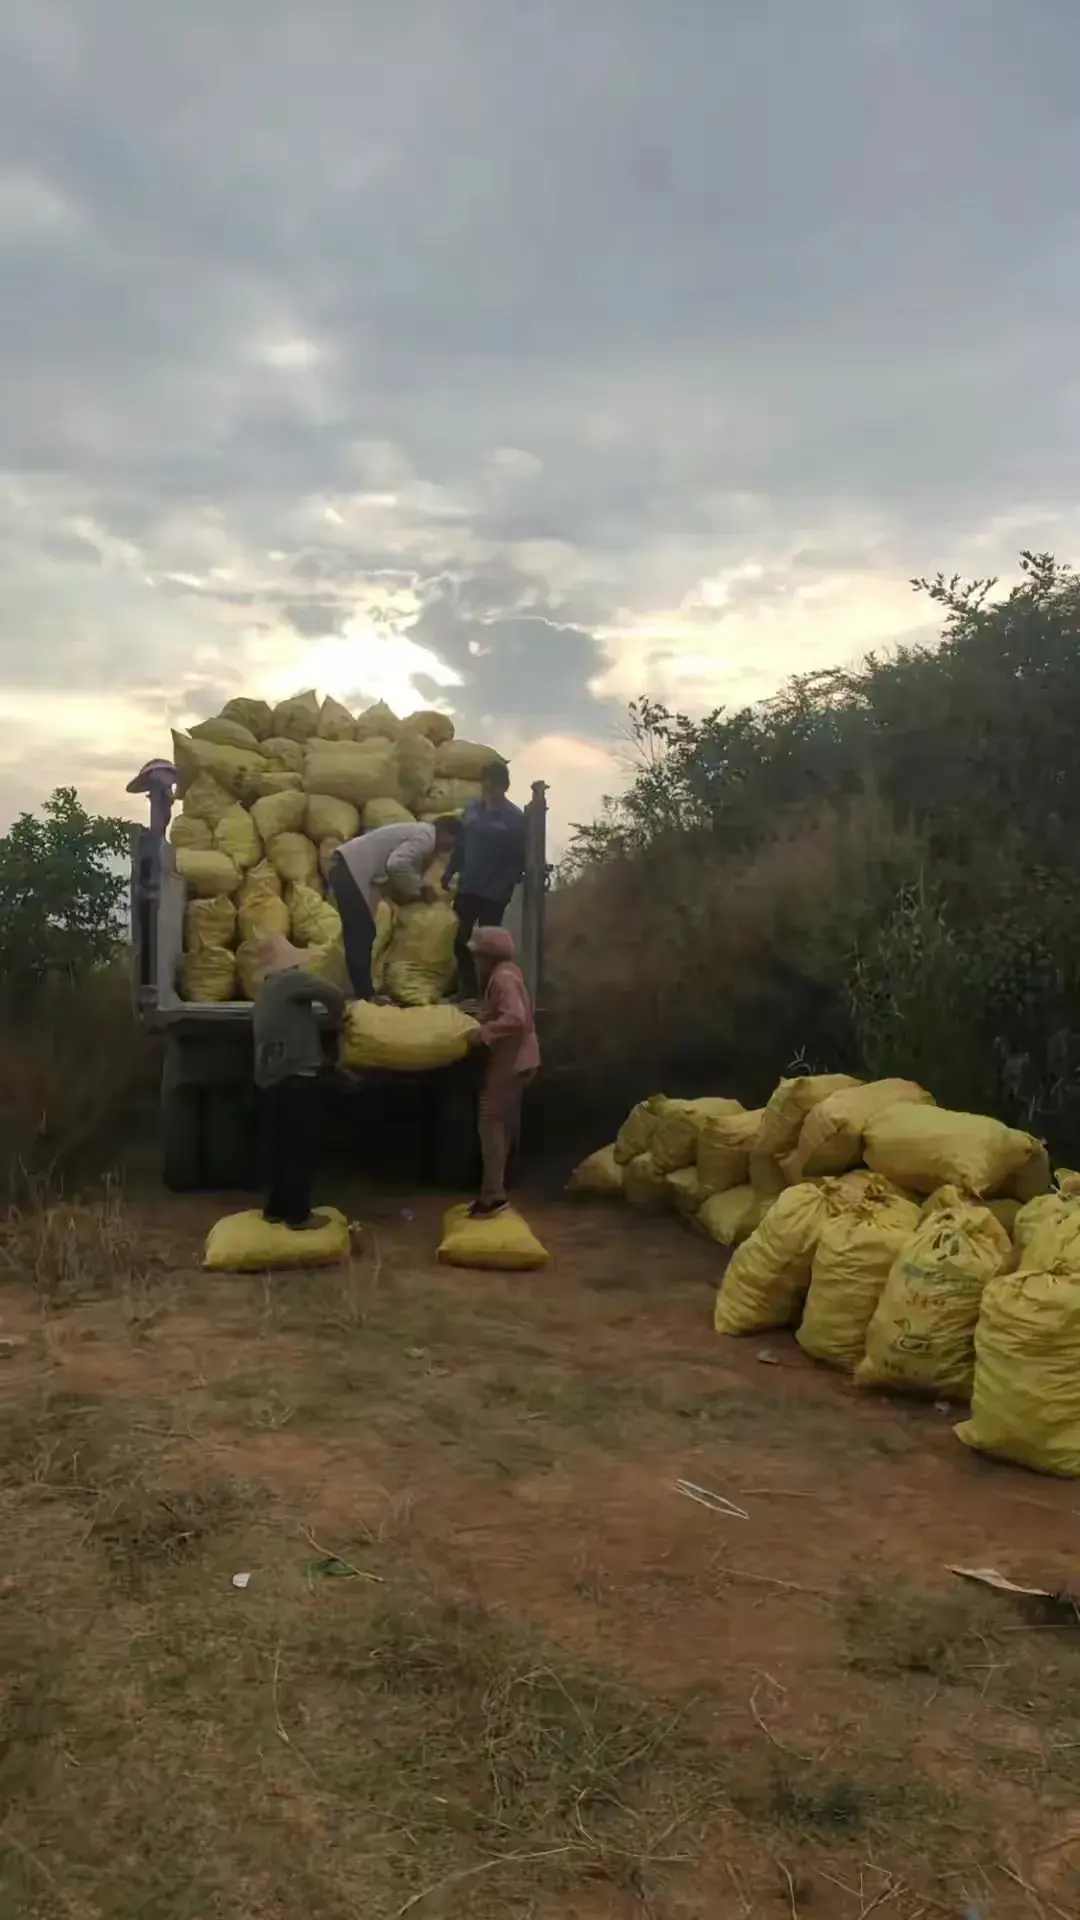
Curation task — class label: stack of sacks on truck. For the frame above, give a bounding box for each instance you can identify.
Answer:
[168,692,505,1014]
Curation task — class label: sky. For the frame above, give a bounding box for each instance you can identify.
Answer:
[2,1,1079,854]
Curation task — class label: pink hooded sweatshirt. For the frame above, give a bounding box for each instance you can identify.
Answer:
[469,927,540,1079]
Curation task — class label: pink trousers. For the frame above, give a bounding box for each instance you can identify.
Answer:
[477,1068,535,1203]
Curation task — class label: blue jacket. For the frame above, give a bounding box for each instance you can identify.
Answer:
[450,797,526,905]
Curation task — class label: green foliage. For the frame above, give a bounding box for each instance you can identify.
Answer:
[561,553,1080,1150]
[0,788,132,1002]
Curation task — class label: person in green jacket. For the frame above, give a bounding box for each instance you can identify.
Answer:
[253,936,345,1229]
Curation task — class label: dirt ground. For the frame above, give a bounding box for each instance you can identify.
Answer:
[0,1184,1078,1920]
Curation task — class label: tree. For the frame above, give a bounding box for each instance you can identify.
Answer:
[0,788,132,1001]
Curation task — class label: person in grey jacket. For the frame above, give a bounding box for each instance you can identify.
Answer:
[328,816,459,999]
[253,935,345,1229]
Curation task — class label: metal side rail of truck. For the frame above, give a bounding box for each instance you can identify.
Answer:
[130,781,549,1194]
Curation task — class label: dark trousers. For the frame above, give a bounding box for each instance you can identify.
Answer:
[328,854,377,999]
[453,892,507,997]
[261,1076,320,1227]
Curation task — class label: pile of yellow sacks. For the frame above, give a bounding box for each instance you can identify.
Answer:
[570,1073,1080,1476]
[169,690,505,1007]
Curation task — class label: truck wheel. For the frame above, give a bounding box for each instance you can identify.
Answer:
[201,1086,257,1192]
[161,1084,204,1193]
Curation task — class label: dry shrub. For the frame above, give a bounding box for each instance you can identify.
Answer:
[546,794,923,1110]
[0,1178,161,1307]
[0,964,159,1196]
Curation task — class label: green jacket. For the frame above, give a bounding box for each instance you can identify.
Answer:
[252,968,346,1088]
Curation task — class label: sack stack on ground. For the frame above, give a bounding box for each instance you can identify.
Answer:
[166,692,505,1005]
[568,1076,1052,1250]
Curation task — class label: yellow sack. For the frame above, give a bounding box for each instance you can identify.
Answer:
[176,849,241,899]
[956,1268,1080,1477]
[212,804,261,871]
[339,1001,478,1072]
[369,901,394,998]
[783,1079,933,1182]
[170,815,212,852]
[622,1152,669,1210]
[987,1196,1021,1238]
[220,696,273,740]
[184,895,237,951]
[749,1150,788,1201]
[424,777,481,816]
[270,690,320,743]
[237,861,288,942]
[236,939,269,999]
[567,1145,623,1197]
[172,729,263,798]
[241,768,304,805]
[318,836,342,882]
[614,1094,668,1167]
[204,1206,351,1272]
[756,1074,863,1158]
[438,1202,549,1273]
[714,1181,836,1335]
[303,741,401,809]
[315,695,356,741]
[697,1108,764,1195]
[1057,1168,1080,1197]
[289,883,342,949]
[651,1096,744,1174]
[189,715,260,753]
[397,730,437,808]
[181,771,235,831]
[251,787,306,842]
[435,740,505,782]
[1005,1140,1052,1202]
[927,1182,1022,1242]
[363,796,415,830]
[304,939,350,993]
[179,945,237,1003]
[259,736,306,774]
[381,899,457,1006]
[856,1201,1012,1398]
[405,708,455,746]
[1013,1192,1080,1270]
[267,832,319,887]
[797,1182,921,1372]
[864,1103,1040,1198]
[305,794,360,844]
[697,1185,761,1248]
[354,700,402,741]
[666,1167,704,1218]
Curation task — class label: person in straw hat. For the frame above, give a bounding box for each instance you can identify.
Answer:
[463,925,539,1216]
[253,934,346,1230]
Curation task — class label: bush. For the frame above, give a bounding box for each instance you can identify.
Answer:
[552,553,1080,1159]
[0,966,159,1198]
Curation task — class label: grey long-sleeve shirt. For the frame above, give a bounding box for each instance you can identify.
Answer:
[253,968,346,1088]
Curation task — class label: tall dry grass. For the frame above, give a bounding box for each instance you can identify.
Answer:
[0,964,159,1199]
[544,793,923,1121]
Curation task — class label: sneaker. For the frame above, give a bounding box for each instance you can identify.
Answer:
[468,1198,508,1219]
[284,1214,323,1233]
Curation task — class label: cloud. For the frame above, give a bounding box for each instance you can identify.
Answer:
[1,0,1080,850]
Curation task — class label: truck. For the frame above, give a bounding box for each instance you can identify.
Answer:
[130,780,549,1193]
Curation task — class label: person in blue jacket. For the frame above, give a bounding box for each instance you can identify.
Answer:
[445,761,526,999]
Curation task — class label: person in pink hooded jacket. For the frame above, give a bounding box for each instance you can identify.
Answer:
[464,925,540,1216]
